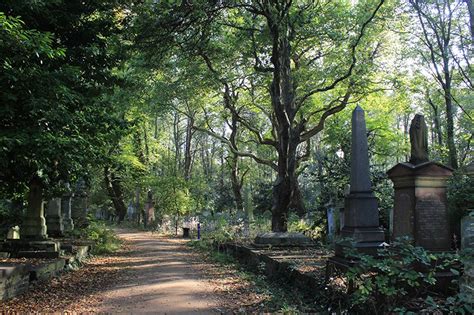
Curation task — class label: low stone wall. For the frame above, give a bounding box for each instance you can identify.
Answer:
[0,245,90,301]
[222,243,325,294]
[0,264,30,301]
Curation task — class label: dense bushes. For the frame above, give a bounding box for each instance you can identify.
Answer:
[72,220,122,255]
[336,239,471,313]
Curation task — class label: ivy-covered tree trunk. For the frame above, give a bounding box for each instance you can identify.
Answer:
[104,166,127,222]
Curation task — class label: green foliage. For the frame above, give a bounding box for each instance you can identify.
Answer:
[0,200,24,237]
[447,168,474,240]
[75,221,122,255]
[287,213,323,240]
[342,238,463,313]
[0,1,130,199]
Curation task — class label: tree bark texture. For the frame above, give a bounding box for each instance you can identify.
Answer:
[104,166,127,222]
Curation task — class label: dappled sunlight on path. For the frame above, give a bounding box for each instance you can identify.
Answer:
[94,230,219,314]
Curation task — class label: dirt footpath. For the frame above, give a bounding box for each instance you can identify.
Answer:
[95,230,220,314]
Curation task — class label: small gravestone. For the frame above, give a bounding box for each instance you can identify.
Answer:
[145,190,155,224]
[61,183,74,233]
[127,201,135,220]
[387,114,453,251]
[46,198,64,237]
[326,201,336,242]
[6,226,20,240]
[461,212,474,303]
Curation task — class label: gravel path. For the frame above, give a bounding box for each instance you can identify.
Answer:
[94,230,220,314]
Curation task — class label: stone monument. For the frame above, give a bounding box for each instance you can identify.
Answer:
[387,114,453,251]
[326,200,337,243]
[145,190,155,224]
[71,178,88,228]
[22,177,48,239]
[61,183,74,233]
[1,177,60,257]
[45,198,64,237]
[337,105,385,254]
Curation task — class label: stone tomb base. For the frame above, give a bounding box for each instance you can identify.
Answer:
[254,232,313,247]
[0,240,60,258]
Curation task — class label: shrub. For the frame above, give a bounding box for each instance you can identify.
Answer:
[341,238,463,313]
[447,168,474,243]
[74,220,122,255]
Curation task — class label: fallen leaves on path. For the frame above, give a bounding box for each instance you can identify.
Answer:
[0,242,131,313]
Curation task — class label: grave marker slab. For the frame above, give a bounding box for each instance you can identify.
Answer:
[46,198,64,237]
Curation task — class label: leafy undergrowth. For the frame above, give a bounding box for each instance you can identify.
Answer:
[71,220,122,255]
[0,241,130,312]
[190,241,320,313]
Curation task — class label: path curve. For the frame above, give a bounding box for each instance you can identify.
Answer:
[95,230,219,314]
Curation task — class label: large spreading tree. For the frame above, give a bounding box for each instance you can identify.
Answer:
[134,0,389,231]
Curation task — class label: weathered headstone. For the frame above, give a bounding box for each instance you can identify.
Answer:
[461,212,474,303]
[6,226,20,240]
[127,201,135,220]
[326,201,336,242]
[387,114,453,251]
[338,106,385,253]
[71,178,88,228]
[22,177,48,239]
[409,114,429,165]
[61,183,74,233]
[145,190,155,224]
[45,198,64,237]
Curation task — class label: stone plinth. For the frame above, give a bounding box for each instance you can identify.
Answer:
[254,232,313,247]
[22,178,47,240]
[387,161,453,251]
[46,198,64,237]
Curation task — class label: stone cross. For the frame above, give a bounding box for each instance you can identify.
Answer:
[409,114,429,165]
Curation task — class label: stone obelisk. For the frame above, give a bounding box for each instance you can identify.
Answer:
[339,106,385,253]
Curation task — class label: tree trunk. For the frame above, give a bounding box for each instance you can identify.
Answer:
[445,90,458,168]
[267,8,300,232]
[427,97,443,146]
[184,115,194,180]
[104,167,127,222]
[289,179,306,217]
[466,0,474,41]
[229,153,244,213]
[443,52,458,169]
